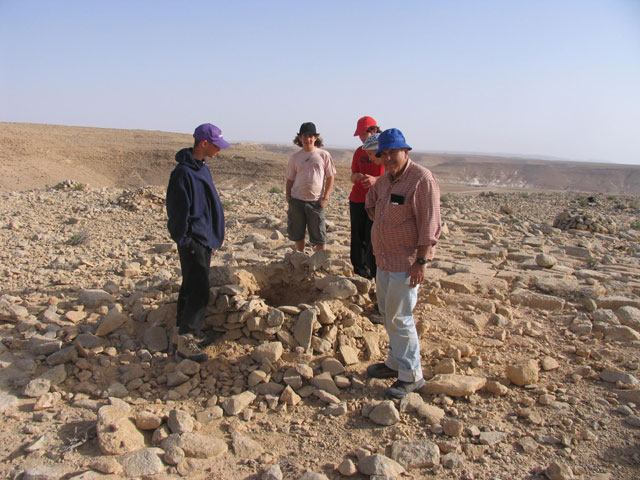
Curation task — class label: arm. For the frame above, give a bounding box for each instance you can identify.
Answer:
[318,175,334,208]
[166,170,192,246]
[406,173,442,287]
[286,179,294,202]
[413,173,442,257]
[350,148,363,184]
[366,206,375,221]
[406,245,432,287]
[365,183,377,221]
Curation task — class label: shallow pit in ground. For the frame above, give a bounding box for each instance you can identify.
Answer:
[247,261,322,308]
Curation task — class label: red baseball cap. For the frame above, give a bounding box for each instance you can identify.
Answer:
[353,116,377,136]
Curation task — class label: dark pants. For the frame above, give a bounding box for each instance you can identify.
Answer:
[349,201,376,279]
[176,240,211,335]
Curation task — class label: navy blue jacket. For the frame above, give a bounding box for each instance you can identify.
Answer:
[166,148,225,249]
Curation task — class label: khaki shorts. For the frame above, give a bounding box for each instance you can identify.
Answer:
[287,198,327,245]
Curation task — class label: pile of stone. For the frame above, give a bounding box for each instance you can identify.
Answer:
[553,208,617,234]
[52,178,84,190]
[203,251,375,355]
[115,186,165,211]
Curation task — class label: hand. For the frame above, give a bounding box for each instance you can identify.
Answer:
[352,173,365,183]
[318,197,329,208]
[406,262,427,287]
[360,174,377,188]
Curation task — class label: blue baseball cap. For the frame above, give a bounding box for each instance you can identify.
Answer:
[375,128,412,157]
[193,123,231,149]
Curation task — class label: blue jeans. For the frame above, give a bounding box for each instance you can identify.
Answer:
[376,268,422,382]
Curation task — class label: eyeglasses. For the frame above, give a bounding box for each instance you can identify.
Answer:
[378,149,402,158]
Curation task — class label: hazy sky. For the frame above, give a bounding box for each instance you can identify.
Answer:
[1,0,639,164]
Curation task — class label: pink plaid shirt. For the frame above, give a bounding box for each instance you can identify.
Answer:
[365,159,441,272]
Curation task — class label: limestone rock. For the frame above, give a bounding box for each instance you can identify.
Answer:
[262,464,284,480]
[358,454,405,476]
[294,309,315,350]
[95,308,128,337]
[251,341,283,363]
[535,253,557,268]
[390,439,440,468]
[78,289,115,308]
[506,359,539,386]
[232,432,264,459]
[599,369,638,387]
[545,461,574,480]
[181,432,228,458]
[416,404,446,424]
[24,378,51,398]
[605,325,640,342]
[311,372,341,396]
[324,279,358,299]
[96,405,145,455]
[143,326,168,352]
[167,409,194,433]
[615,306,640,332]
[135,411,163,430]
[222,391,256,416]
[339,345,359,365]
[119,448,164,477]
[421,374,486,397]
[337,458,357,476]
[22,465,70,480]
[369,400,400,426]
[280,385,301,406]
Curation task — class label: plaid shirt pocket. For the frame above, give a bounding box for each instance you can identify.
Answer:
[384,204,413,225]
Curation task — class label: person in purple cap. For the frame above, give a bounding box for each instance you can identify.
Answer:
[365,128,441,398]
[166,123,230,362]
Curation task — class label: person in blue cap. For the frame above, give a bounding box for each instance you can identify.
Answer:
[365,128,442,398]
[166,123,230,362]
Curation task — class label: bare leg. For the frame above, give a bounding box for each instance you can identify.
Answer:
[314,244,326,251]
[295,239,305,252]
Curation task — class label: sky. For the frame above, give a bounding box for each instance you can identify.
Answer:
[1,0,639,165]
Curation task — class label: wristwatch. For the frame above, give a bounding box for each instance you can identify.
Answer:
[416,258,428,265]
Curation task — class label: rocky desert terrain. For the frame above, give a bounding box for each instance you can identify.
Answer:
[1,123,640,480]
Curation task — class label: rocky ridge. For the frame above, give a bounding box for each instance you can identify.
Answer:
[0,182,639,479]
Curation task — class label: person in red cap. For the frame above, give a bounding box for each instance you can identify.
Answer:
[349,116,384,279]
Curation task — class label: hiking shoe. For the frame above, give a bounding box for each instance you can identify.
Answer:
[172,331,215,351]
[176,333,208,362]
[367,363,398,379]
[385,378,425,399]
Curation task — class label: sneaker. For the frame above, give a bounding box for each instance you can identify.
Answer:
[385,378,425,399]
[369,312,384,325]
[367,363,398,379]
[176,333,208,362]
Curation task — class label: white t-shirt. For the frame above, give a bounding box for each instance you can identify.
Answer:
[286,148,336,201]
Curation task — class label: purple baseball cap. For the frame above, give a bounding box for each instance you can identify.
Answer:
[193,123,231,149]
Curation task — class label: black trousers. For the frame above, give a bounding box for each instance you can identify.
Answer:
[176,240,211,335]
[349,201,376,279]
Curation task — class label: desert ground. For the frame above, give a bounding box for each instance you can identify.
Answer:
[0,123,639,480]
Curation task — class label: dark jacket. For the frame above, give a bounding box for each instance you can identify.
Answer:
[166,148,225,249]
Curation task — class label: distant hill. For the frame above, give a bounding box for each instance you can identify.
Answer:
[1,123,638,195]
